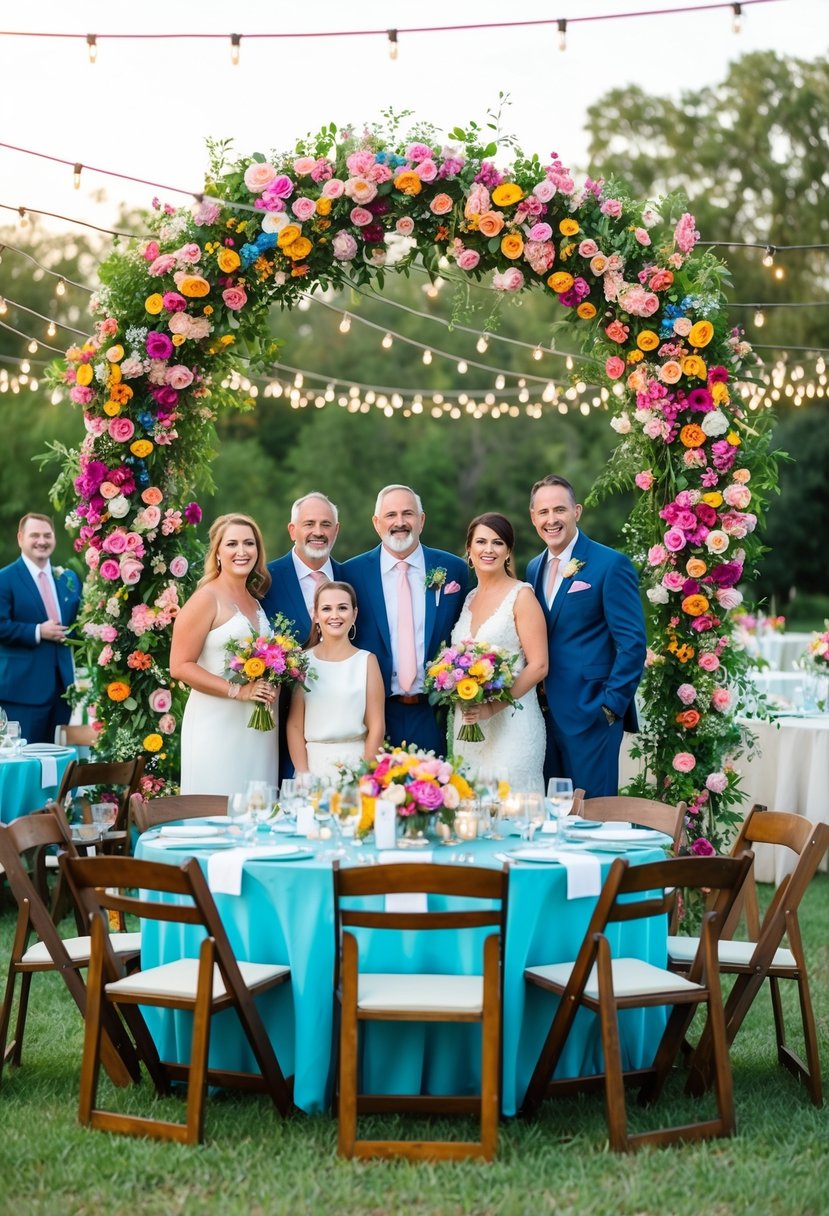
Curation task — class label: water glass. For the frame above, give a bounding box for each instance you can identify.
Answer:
[227,792,255,844]
[524,792,547,843]
[547,777,575,842]
[91,801,118,835]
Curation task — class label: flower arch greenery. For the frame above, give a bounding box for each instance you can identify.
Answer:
[53,117,777,852]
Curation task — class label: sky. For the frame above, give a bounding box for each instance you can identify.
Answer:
[1,0,827,233]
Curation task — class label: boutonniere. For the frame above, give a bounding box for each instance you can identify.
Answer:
[425,566,448,606]
[561,559,585,579]
[53,566,66,579]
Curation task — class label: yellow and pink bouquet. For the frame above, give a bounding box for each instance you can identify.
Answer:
[224,613,314,730]
[425,639,521,743]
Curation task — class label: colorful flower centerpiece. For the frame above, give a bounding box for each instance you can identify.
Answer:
[224,613,313,730]
[346,744,476,837]
[425,640,521,745]
[802,623,829,672]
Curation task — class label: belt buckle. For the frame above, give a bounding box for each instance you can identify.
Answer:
[399,693,420,705]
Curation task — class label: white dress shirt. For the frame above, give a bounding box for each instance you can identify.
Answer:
[291,550,335,617]
[546,530,579,605]
[380,544,426,694]
[21,553,62,642]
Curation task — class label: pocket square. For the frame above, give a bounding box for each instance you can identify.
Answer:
[567,580,591,593]
[444,581,461,594]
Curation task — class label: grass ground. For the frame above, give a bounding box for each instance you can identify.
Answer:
[0,875,826,1216]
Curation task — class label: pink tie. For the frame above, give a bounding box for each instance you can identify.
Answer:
[310,570,327,588]
[38,569,61,622]
[396,560,417,694]
[545,556,560,606]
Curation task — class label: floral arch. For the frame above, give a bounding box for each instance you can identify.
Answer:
[56,119,775,853]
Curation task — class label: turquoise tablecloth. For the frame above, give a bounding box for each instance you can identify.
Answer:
[0,748,76,823]
[136,829,669,1116]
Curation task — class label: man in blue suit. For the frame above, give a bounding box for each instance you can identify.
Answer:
[0,513,81,744]
[260,491,345,780]
[527,475,646,798]
[343,485,467,756]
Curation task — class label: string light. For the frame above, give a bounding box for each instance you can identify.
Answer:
[387,29,399,60]
[557,18,567,50]
[476,335,489,354]
[731,3,743,33]
[338,313,351,334]
[86,33,97,63]
[381,331,393,349]
[0,299,6,316]
[55,278,66,297]
[773,265,785,281]
[72,163,82,190]
[230,33,241,65]
[422,349,433,365]
[754,309,765,328]
[46,320,57,338]
[18,207,27,228]
[27,340,38,354]
[762,246,775,268]
[532,345,543,361]
[457,360,467,374]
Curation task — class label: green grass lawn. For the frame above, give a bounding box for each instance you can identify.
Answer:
[0,876,827,1216]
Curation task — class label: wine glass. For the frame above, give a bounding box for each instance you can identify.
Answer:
[547,777,575,843]
[227,791,254,844]
[6,720,21,753]
[90,801,118,838]
[524,792,547,843]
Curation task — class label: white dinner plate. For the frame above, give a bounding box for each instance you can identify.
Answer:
[158,825,223,839]
[507,848,563,864]
[246,846,313,861]
[151,836,235,850]
[592,827,671,844]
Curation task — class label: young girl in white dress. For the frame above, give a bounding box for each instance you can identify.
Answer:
[451,513,548,793]
[286,581,385,782]
[171,513,279,796]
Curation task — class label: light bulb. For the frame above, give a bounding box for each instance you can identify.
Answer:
[532,345,543,361]
[731,3,742,33]
[495,374,506,390]
[86,33,97,63]
[55,278,66,297]
[338,314,351,334]
[422,349,433,365]
[476,335,489,354]
[73,163,82,190]
[557,18,567,51]
[762,246,775,268]
[381,332,393,349]
[774,265,785,280]
[28,340,38,354]
[47,321,57,338]
[20,360,30,374]
[457,360,467,374]
[565,355,574,371]
[230,33,241,65]
[18,207,27,228]
[754,309,765,328]
[0,299,6,315]
[387,29,398,60]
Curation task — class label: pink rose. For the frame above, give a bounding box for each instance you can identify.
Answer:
[100,625,118,643]
[677,683,697,705]
[698,652,720,672]
[723,484,751,509]
[158,713,177,735]
[415,159,438,182]
[120,558,143,585]
[605,356,626,380]
[601,199,622,218]
[395,216,415,237]
[664,528,687,552]
[321,178,345,199]
[169,555,189,578]
[529,222,553,243]
[634,228,651,246]
[648,544,668,566]
[711,688,732,712]
[715,587,743,610]
[139,505,162,530]
[102,531,128,555]
[99,559,121,582]
[291,196,317,221]
[165,364,194,389]
[456,249,480,271]
[143,241,160,262]
[345,177,378,204]
[429,193,454,215]
[149,688,172,713]
[662,572,685,592]
[332,231,358,261]
[243,162,278,193]
[350,206,373,227]
[147,254,177,277]
[635,470,654,491]
[672,752,696,773]
[222,286,247,311]
[493,268,524,292]
[578,238,599,258]
[178,243,201,264]
[705,772,729,794]
[532,180,556,203]
[293,157,316,176]
[108,418,135,443]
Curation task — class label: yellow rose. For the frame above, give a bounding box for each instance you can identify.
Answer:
[500,232,524,260]
[243,657,266,678]
[559,219,580,237]
[106,344,124,363]
[276,225,301,249]
[456,678,480,701]
[285,236,313,261]
[179,276,211,298]
[726,431,741,446]
[75,363,94,387]
[577,302,597,320]
[217,248,241,273]
[394,171,422,196]
[315,197,332,216]
[636,330,659,351]
[491,182,524,207]
[143,734,163,753]
[702,492,723,508]
[711,382,730,405]
[627,349,644,363]
[130,440,154,458]
[358,794,376,835]
[682,355,707,379]
[108,363,122,385]
[172,333,186,346]
[688,320,714,348]
[145,294,164,315]
[547,271,574,294]
[103,400,121,417]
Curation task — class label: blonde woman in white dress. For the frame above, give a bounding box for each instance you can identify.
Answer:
[287,581,385,782]
[171,513,279,796]
[451,513,548,793]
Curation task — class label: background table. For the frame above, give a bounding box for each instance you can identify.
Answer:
[0,747,75,824]
[136,832,668,1116]
[739,631,812,671]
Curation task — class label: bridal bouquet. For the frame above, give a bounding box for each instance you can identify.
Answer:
[425,639,522,744]
[344,744,476,834]
[224,613,315,731]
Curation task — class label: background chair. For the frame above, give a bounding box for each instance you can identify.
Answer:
[573,794,686,853]
[56,757,145,853]
[54,723,97,756]
[129,793,228,836]
[0,812,141,1088]
[670,805,829,1107]
[521,852,753,1151]
[333,860,508,1162]
[61,853,293,1145]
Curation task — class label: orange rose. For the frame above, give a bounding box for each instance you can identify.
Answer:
[577,302,597,319]
[688,320,714,348]
[491,182,524,207]
[637,330,659,351]
[500,232,524,260]
[559,219,579,237]
[478,210,505,238]
[75,364,94,387]
[315,197,332,216]
[277,225,301,248]
[547,271,574,294]
[109,383,133,405]
[685,558,708,578]
[103,401,121,417]
[130,440,154,458]
[217,248,241,273]
[682,594,710,617]
[680,424,707,448]
[144,294,164,315]
[108,363,122,385]
[676,709,701,730]
[429,193,454,216]
[178,276,211,298]
[394,171,422,196]
[142,487,163,505]
[106,681,130,702]
[284,236,312,261]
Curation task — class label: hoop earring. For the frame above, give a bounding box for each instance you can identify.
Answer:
[349,624,356,640]
[467,554,474,569]
[315,623,322,639]
[505,555,512,573]
[216,558,221,570]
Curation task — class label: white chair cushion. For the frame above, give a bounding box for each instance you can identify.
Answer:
[526,957,703,999]
[21,931,142,966]
[105,958,289,1002]
[667,935,796,969]
[357,972,484,1014]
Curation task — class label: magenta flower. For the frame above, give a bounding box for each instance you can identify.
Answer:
[146,331,174,360]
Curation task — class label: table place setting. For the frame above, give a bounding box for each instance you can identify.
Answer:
[496,847,602,899]
[207,843,314,896]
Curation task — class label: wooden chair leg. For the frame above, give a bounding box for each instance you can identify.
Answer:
[10,971,33,1066]
[79,919,107,1127]
[337,935,359,1159]
[185,938,215,1146]
[480,935,501,1161]
[595,938,628,1152]
[702,936,735,1138]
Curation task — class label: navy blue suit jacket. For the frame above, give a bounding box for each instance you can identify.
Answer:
[342,545,468,695]
[260,551,346,642]
[0,558,80,707]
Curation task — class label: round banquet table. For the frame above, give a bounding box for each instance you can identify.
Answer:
[135,827,670,1116]
[0,746,76,824]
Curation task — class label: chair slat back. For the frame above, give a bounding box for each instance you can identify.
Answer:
[130,793,228,835]
[334,862,507,930]
[57,758,145,833]
[578,796,685,851]
[55,723,97,748]
[0,813,79,957]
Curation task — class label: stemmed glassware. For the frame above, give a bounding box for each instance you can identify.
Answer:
[547,777,575,844]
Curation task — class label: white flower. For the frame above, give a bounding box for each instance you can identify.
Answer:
[383,783,407,806]
[701,409,729,437]
[261,211,291,234]
[610,413,631,434]
[641,204,661,228]
[705,530,730,554]
[107,495,130,519]
[646,585,670,604]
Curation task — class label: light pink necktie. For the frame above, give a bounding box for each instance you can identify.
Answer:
[396,560,417,694]
[38,569,61,622]
[545,556,560,606]
[310,570,328,588]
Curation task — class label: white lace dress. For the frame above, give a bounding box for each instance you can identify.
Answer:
[450,582,546,794]
[179,608,279,796]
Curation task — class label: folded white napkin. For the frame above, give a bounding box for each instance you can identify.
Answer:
[378,849,433,912]
[509,848,602,899]
[39,756,58,788]
[207,847,253,896]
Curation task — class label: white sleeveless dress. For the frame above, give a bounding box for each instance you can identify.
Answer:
[179,608,279,796]
[450,582,546,793]
[303,649,370,782]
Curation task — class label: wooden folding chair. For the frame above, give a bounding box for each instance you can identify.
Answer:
[0,813,141,1088]
[57,757,145,853]
[333,860,508,1161]
[61,854,293,1145]
[129,793,228,837]
[574,795,686,853]
[670,805,829,1107]
[521,852,753,1151]
[55,723,97,751]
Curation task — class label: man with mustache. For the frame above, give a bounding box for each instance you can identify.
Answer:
[343,485,467,755]
[261,491,345,780]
